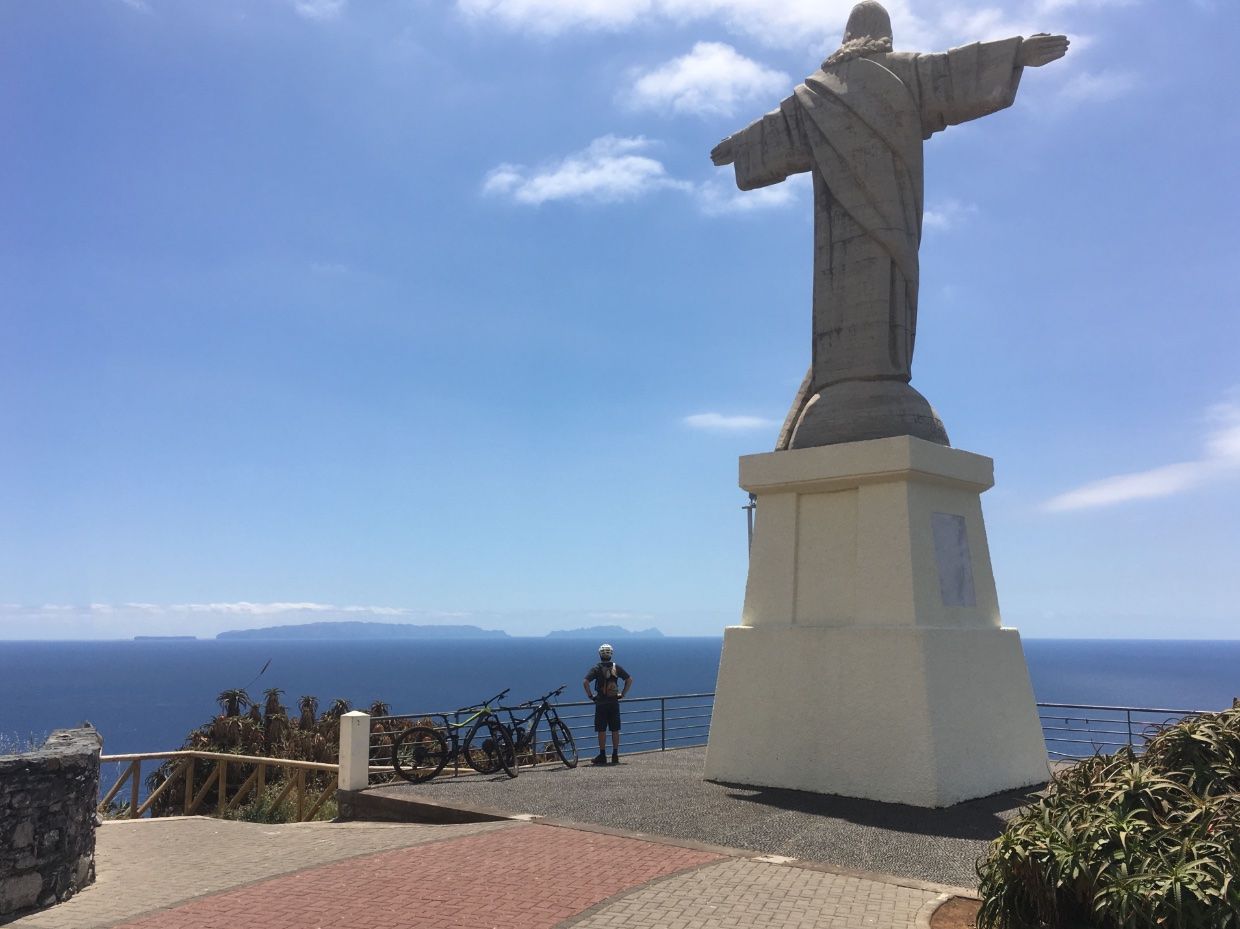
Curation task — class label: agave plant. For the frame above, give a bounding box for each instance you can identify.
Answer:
[977,707,1240,929]
[263,688,286,720]
[297,695,318,729]
[322,698,352,722]
[216,688,251,718]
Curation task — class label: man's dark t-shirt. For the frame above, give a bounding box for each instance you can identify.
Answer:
[586,661,630,702]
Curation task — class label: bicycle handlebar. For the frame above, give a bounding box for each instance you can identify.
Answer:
[453,688,511,714]
[515,684,567,708]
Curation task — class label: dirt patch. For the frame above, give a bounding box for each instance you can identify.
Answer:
[930,895,980,929]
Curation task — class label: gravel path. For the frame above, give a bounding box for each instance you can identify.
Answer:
[367,745,1040,887]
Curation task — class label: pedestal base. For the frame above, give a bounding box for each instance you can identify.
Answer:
[705,436,1049,807]
[704,625,1048,807]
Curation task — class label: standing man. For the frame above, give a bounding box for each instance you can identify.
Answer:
[584,643,632,765]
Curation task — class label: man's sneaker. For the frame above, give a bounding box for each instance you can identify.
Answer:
[591,753,607,765]
[611,752,620,765]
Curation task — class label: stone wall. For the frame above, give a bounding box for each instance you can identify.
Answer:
[0,727,102,919]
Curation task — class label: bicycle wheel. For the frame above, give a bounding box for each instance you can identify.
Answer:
[466,716,517,778]
[392,726,448,783]
[550,717,578,768]
[488,717,518,778]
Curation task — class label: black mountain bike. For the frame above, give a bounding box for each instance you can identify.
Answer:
[501,685,578,768]
[391,689,517,783]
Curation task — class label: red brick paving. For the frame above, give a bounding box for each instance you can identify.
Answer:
[113,824,723,929]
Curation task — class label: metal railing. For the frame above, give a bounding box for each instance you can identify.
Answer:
[367,693,1223,781]
[367,692,715,783]
[1036,702,1209,760]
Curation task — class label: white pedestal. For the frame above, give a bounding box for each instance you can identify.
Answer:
[704,436,1048,807]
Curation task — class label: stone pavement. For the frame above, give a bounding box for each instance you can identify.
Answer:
[364,745,1034,887]
[5,814,955,929]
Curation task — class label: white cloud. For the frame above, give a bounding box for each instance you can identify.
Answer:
[292,0,347,20]
[485,136,807,214]
[696,174,805,216]
[457,0,911,47]
[482,136,691,205]
[683,412,779,431]
[1044,396,1240,512]
[626,43,790,118]
[454,0,1122,51]
[1056,68,1138,103]
[922,198,978,231]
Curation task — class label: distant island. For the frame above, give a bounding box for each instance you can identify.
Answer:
[544,625,664,639]
[217,621,509,640]
[214,621,665,640]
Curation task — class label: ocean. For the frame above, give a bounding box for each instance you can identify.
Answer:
[2,637,1237,758]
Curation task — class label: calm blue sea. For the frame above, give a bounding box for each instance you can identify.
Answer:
[1,638,1237,757]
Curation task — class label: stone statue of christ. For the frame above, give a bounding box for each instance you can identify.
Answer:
[711,1,1068,449]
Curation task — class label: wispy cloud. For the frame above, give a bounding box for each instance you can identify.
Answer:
[1044,396,1240,512]
[683,412,779,432]
[291,0,347,20]
[485,136,804,215]
[1056,68,1139,104]
[626,43,790,118]
[923,198,978,231]
[482,136,691,205]
[696,173,806,215]
[455,0,1132,51]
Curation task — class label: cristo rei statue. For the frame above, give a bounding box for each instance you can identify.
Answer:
[703,3,1070,807]
[711,1,1068,451]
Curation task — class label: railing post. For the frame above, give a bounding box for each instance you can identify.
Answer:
[1126,710,1133,750]
[338,711,371,791]
[660,698,666,751]
[129,760,140,818]
[184,757,195,815]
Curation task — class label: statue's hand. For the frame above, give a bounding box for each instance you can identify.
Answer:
[1019,33,1069,68]
[710,137,736,166]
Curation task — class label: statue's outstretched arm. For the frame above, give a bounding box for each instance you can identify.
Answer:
[1018,33,1069,68]
[711,136,737,167]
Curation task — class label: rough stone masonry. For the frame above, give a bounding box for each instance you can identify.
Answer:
[0,727,102,919]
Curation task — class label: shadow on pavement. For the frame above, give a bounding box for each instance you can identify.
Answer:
[710,779,1044,841]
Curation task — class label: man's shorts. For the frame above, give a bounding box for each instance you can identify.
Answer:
[593,700,622,732]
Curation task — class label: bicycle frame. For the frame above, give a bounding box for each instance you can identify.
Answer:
[390,689,517,782]
[502,686,574,764]
[433,688,510,763]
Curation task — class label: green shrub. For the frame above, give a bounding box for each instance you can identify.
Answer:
[977,707,1240,929]
[223,782,337,824]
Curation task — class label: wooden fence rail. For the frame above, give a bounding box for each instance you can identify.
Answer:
[98,751,340,821]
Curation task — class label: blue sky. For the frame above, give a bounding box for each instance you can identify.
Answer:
[2,0,1237,640]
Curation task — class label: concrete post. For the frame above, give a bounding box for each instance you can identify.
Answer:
[338,712,371,792]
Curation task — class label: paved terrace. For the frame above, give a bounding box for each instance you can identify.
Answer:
[6,816,955,929]
[363,745,1042,888]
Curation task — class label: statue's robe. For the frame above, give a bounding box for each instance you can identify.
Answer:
[724,39,1025,449]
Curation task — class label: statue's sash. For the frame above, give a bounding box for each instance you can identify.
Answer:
[795,57,924,287]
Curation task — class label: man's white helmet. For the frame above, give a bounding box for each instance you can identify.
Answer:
[598,643,613,660]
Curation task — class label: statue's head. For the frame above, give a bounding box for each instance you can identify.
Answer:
[843,1,892,44]
[824,1,893,68]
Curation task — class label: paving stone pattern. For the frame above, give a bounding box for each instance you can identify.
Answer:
[377,745,1030,886]
[112,824,722,929]
[568,858,936,929]
[6,818,514,929]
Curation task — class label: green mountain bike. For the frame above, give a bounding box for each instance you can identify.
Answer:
[391,689,517,783]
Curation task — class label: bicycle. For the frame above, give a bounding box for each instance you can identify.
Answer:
[500,685,578,769]
[391,689,517,783]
